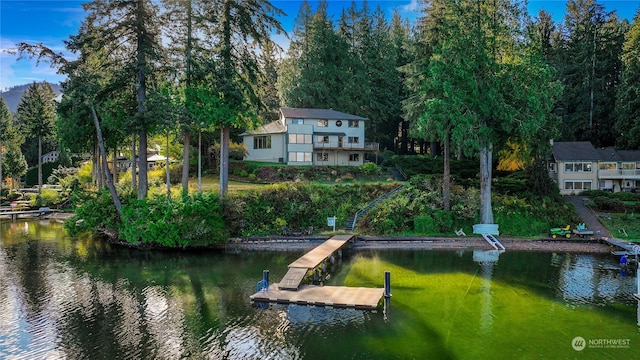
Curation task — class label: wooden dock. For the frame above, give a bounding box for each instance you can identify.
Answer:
[279,235,352,290]
[250,234,388,309]
[603,237,640,254]
[251,284,384,309]
[0,207,53,220]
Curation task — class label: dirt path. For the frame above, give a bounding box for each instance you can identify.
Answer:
[564,196,612,238]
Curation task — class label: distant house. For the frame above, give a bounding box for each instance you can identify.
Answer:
[548,141,640,194]
[241,108,379,166]
[41,151,59,163]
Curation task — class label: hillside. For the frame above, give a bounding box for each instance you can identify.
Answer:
[1,82,62,112]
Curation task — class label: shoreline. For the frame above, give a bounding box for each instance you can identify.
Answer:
[227,236,614,253]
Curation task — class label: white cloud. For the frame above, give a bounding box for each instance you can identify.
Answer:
[401,0,420,12]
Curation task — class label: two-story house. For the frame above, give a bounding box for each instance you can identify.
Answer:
[548,141,640,194]
[241,108,379,166]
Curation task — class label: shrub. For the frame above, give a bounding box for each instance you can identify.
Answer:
[119,192,227,247]
[240,170,248,177]
[592,196,625,212]
[359,162,378,175]
[248,173,257,181]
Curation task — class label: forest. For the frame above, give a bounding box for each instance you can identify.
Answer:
[1,0,639,242]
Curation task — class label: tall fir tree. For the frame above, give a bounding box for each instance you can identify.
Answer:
[615,8,640,149]
[16,82,57,191]
[558,0,627,146]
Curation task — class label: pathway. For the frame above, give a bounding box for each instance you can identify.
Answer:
[565,196,611,238]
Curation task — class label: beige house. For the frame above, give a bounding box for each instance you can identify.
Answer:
[241,108,379,166]
[548,141,640,194]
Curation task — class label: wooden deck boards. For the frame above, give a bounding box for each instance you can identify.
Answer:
[603,238,639,253]
[278,267,308,290]
[288,235,353,269]
[251,284,384,309]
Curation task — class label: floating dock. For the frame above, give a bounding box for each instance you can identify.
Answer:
[250,234,387,309]
[0,207,53,220]
[251,284,384,309]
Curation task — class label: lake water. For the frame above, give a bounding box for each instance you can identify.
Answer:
[1,219,639,359]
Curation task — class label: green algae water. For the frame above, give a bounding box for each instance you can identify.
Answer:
[1,219,639,359]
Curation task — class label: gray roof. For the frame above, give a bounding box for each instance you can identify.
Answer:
[552,141,640,162]
[552,142,600,161]
[239,120,286,136]
[280,108,367,121]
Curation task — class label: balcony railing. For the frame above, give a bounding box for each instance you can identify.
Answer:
[598,169,640,178]
[313,142,379,151]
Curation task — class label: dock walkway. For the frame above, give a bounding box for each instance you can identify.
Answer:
[279,235,352,290]
[603,237,640,254]
[250,235,387,309]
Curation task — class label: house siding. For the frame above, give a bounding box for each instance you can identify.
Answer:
[549,142,640,194]
[242,108,373,166]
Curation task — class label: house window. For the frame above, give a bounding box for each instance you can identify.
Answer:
[564,181,592,191]
[599,162,617,170]
[349,153,360,162]
[291,118,304,125]
[288,152,312,162]
[316,152,329,161]
[317,135,329,143]
[621,163,635,170]
[317,120,328,127]
[348,136,359,144]
[564,162,591,173]
[288,134,312,144]
[253,135,271,149]
[348,120,359,128]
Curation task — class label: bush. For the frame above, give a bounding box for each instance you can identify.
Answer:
[359,162,378,175]
[119,193,227,247]
[592,196,625,212]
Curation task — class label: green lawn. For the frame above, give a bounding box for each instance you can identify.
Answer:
[598,213,640,242]
[188,176,270,193]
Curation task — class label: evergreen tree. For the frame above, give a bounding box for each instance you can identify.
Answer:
[558,0,627,146]
[199,0,285,197]
[278,0,352,110]
[0,98,18,195]
[16,82,57,192]
[615,8,640,149]
[406,0,560,223]
[2,145,27,190]
[78,0,164,199]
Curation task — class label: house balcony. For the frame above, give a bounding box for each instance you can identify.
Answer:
[314,142,379,151]
[598,169,640,179]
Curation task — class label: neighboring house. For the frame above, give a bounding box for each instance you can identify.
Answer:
[241,108,379,166]
[548,141,640,194]
[41,151,59,163]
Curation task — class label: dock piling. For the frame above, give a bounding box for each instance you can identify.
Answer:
[384,271,391,298]
[263,270,269,284]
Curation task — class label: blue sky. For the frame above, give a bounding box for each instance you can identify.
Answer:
[1,0,639,91]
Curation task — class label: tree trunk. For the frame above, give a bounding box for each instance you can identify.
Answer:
[443,131,450,211]
[479,144,494,224]
[166,131,171,201]
[219,126,230,197]
[182,128,190,193]
[138,129,148,200]
[37,135,42,193]
[90,103,123,219]
[131,135,137,191]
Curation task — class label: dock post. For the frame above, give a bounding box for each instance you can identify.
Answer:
[263,270,269,284]
[384,271,391,298]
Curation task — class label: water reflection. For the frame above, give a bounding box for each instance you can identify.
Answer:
[1,220,639,359]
